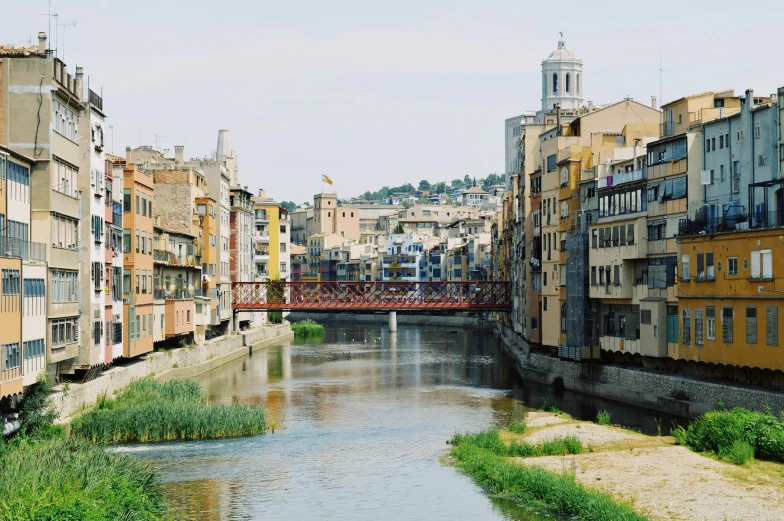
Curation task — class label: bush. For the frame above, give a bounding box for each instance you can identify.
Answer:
[0,436,167,520]
[508,419,527,434]
[596,410,612,426]
[540,398,562,413]
[450,429,646,521]
[721,440,755,465]
[71,378,267,443]
[268,311,283,324]
[677,407,784,464]
[16,375,58,436]
[291,319,325,337]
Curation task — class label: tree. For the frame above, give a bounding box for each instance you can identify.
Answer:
[463,174,471,184]
[418,180,431,191]
[433,182,446,194]
[280,201,297,212]
[451,178,465,190]
[393,222,405,234]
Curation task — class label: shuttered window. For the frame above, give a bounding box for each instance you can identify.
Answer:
[722,307,734,344]
[613,265,620,285]
[751,251,761,278]
[762,249,773,279]
[694,310,704,346]
[620,225,626,245]
[641,309,652,325]
[682,309,691,344]
[766,306,778,346]
[706,307,716,340]
[627,224,634,244]
[590,267,596,286]
[746,307,757,345]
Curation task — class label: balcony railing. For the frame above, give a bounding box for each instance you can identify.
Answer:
[153,249,198,266]
[597,168,646,189]
[112,203,123,226]
[0,237,46,262]
[154,288,194,300]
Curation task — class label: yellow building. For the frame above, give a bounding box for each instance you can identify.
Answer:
[677,226,784,371]
[661,90,741,137]
[254,194,284,281]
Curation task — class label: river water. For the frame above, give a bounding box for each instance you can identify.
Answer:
[128,324,682,520]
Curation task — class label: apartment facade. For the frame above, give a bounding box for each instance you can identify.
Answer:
[152,226,199,344]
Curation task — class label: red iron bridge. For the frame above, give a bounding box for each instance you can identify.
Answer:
[231,281,512,312]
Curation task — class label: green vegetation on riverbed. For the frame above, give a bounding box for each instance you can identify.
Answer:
[291,319,325,337]
[0,436,168,521]
[673,406,784,465]
[449,428,648,521]
[452,429,582,458]
[71,379,268,443]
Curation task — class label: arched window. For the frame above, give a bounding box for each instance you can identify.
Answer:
[566,73,571,93]
[552,73,558,94]
[560,201,569,218]
[576,73,581,95]
[560,167,568,187]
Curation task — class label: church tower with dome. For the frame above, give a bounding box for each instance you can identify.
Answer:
[536,34,583,123]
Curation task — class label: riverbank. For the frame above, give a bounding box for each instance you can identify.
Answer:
[55,322,292,423]
[290,312,784,418]
[481,411,784,521]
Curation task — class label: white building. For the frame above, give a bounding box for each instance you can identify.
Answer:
[381,233,425,282]
[462,186,490,208]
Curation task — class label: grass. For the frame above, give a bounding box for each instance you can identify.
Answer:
[540,398,562,413]
[509,419,527,434]
[673,407,784,465]
[452,429,582,458]
[596,410,612,426]
[0,436,168,521]
[291,319,325,337]
[449,428,648,521]
[71,379,268,443]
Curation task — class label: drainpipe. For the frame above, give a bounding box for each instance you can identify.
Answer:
[748,90,756,218]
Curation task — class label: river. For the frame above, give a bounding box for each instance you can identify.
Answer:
[127,324,682,520]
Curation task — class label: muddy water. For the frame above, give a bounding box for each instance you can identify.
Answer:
[128,324,681,520]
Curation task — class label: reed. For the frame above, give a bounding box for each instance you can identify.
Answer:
[291,319,325,337]
[450,429,647,521]
[71,379,267,443]
[673,407,784,464]
[596,410,612,426]
[508,419,527,434]
[0,436,167,520]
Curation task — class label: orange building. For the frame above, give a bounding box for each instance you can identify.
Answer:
[122,154,154,357]
[194,196,222,334]
[677,227,784,371]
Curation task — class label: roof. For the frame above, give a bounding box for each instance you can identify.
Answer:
[0,145,36,165]
[662,89,735,108]
[464,186,488,194]
[543,39,581,63]
[0,45,44,56]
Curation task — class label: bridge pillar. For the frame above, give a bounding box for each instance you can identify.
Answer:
[389,311,397,332]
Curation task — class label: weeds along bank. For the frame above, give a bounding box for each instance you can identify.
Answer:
[55,322,292,422]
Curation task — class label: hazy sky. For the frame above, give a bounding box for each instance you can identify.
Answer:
[2,1,781,203]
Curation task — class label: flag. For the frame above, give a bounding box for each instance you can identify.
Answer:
[322,174,333,185]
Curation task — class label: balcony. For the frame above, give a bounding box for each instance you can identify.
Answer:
[597,168,646,189]
[165,299,194,338]
[153,248,198,266]
[0,237,46,263]
[154,288,194,300]
[255,231,270,242]
[88,89,103,112]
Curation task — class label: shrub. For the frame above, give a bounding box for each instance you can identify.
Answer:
[71,378,267,443]
[450,429,646,521]
[596,410,612,426]
[508,419,527,434]
[0,437,167,520]
[268,311,283,324]
[291,319,325,337]
[721,440,755,465]
[16,375,58,436]
[678,407,784,464]
[540,398,562,413]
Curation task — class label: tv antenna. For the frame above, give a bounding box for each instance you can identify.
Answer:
[57,20,76,61]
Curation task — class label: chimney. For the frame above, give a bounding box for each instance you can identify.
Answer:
[37,32,47,55]
[555,103,561,136]
[587,101,594,113]
[163,148,170,159]
[174,145,184,165]
[75,66,84,97]
[651,96,658,110]
[745,89,754,112]
[126,146,131,164]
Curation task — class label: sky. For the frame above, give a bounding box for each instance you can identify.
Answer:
[2,1,782,204]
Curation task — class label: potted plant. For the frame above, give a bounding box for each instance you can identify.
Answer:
[736,214,749,230]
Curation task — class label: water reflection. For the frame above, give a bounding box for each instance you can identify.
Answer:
[132,325,683,520]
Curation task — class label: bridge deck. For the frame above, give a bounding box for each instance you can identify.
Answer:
[231,281,511,312]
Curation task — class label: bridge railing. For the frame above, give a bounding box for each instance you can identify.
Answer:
[231,281,512,311]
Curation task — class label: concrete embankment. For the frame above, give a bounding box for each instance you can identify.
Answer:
[289,312,784,418]
[55,323,293,422]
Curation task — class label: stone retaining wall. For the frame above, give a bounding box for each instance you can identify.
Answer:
[55,323,292,422]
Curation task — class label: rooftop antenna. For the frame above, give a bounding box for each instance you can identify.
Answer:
[53,13,58,57]
[41,1,53,51]
[659,53,663,111]
[57,20,76,62]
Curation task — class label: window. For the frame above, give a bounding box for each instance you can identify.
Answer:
[746,307,757,344]
[759,155,767,166]
[706,306,716,341]
[565,73,570,93]
[613,265,620,285]
[23,278,45,298]
[2,269,21,295]
[543,297,548,311]
[52,99,79,142]
[694,310,704,346]
[682,309,691,344]
[728,257,738,275]
[136,191,140,214]
[51,214,79,249]
[737,128,742,142]
[754,121,761,139]
[50,317,78,347]
[706,253,714,279]
[280,262,287,273]
[561,303,567,333]
[123,189,131,211]
[531,317,538,330]
[552,73,558,94]
[23,339,45,360]
[711,137,716,151]
[280,243,287,253]
[719,135,724,149]
[560,167,568,187]
[722,307,734,343]
[135,231,140,253]
[766,306,778,346]
[751,250,773,279]
[681,255,690,280]
[1,342,21,371]
[546,154,557,172]
[590,266,596,286]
